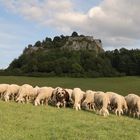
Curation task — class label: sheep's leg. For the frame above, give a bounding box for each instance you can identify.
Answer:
[41,100,44,106]
[12,94,14,100]
[63,100,66,108]
[45,99,49,106]
[100,108,109,116]
[34,99,39,106]
[25,96,29,104]
[91,103,96,111]
[78,104,81,110]
[5,96,9,102]
[75,106,78,111]
[56,102,61,108]
[115,108,122,116]
[34,101,37,106]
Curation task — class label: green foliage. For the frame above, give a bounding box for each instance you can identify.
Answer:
[34,41,42,47]
[7,47,140,77]
[5,32,140,78]
[71,31,79,37]
[105,48,140,76]
[8,49,120,77]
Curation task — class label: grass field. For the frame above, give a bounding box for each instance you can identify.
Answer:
[0,76,140,140]
[0,76,140,95]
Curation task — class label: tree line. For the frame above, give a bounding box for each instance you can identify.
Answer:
[3,48,140,78]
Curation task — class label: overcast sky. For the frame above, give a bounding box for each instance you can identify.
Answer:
[0,0,140,69]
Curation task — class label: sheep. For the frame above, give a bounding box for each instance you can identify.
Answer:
[125,94,140,118]
[50,87,73,108]
[16,84,34,103]
[108,93,128,116]
[55,88,70,108]
[64,88,73,107]
[94,91,110,116]
[65,89,73,101]
[50,87,63,106]
[34,87,54,106]
[105,92,119,112]
[71,88,85,111]
[4,84,20,102]
[27,86,40,103]
[0,84,9,99]
[82,90,96,110]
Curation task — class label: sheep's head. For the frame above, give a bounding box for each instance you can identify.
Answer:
[81,101,89,110]
[123,102,128,114]
[56,90,65,98]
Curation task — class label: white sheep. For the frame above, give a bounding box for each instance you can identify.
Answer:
[16,84,34,103]
[94,91,110,116]
[109,93,127,116]
[0,84,9,99]
[4,84,20,102]
[71,88,85,111]
[27,86,40,103]
[82,90,96,110]
[34,87,54,106]
[125,94,140,118]
[105,92,119,112]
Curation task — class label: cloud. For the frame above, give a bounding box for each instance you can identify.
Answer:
[1,0,140,49]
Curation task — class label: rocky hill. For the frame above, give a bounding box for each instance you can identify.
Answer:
[8,32,124,78]
[62,36,103,53]
[24,32,104,54]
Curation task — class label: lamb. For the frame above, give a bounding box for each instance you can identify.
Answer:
[108,93,128,116]
[34,87,54,106]
[0,84,9,99]
[94,91,110,116]
[82,90,96,110]
[16,84,34,103]
[4,84,20,102]
[71,88,85,111]
[125,94,140,118]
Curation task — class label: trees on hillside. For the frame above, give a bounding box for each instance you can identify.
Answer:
[5,32,140,77]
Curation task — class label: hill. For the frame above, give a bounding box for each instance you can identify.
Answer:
[24,31,104,54]
[3,32,140,77]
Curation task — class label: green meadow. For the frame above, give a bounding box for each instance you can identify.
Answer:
[0,76,139,140]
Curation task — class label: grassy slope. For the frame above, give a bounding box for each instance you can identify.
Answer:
[0,101,140,140]
[0,76,139,95]
[0,76,140,140]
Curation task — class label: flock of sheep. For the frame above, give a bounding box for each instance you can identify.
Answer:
[0,84,140,118]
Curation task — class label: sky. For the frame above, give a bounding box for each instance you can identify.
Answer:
[0,0,140,69]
